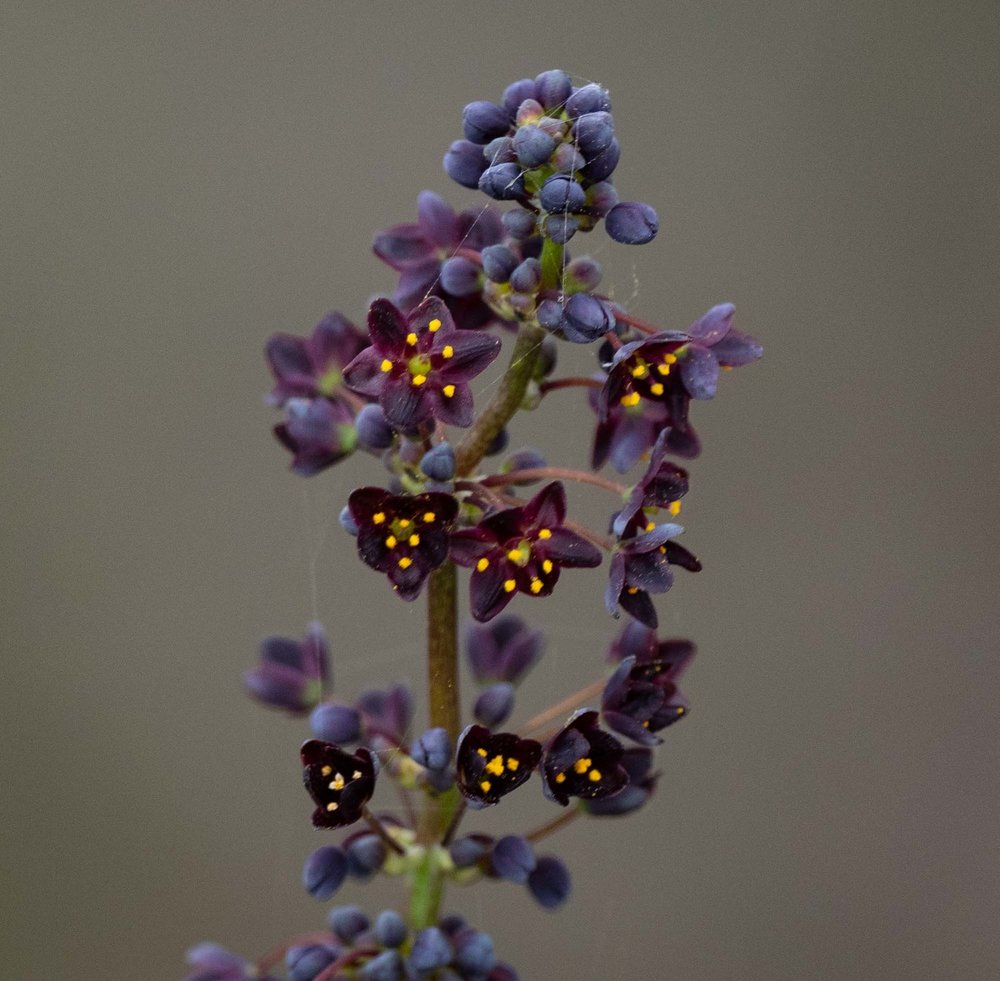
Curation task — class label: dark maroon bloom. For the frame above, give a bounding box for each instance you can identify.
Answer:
[589,384,671,474]
[274,396,358,476]
[541,710,628,807]
[612,428,690,536]
[373,191,505,330]
[465,615,544,685]
[608,621,697,670]
[605,522,690,628]
[599,304,762,423]
[450,482,602,622]
[343,297,501,431]
[300,740,376,829]
[265,311,369,408]
[601,652,691,745]
[583,747,659,817]
[455,724,541,808]
[347,487,459,601]
[243,621,329,714]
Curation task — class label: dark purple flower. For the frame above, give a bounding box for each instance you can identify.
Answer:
[607,621,697,670]
[373,192,505,329]
[300,740,376,829]
[455,724,541,808]
[347,486,459,601]
[244,622,329,714]
[582,746,659,816]
[588,383,671,474]
[612,428,690,536]
[601,652,691,745]
[605,522,688,628]
[265,311,369,408]
[541,710,628,807]
[343,298,501,430]
[274,396,357,476]
[450,482,602,622]
[356,683,414,744]
[465,615,544,685]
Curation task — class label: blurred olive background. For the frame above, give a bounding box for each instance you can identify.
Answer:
[4,2,998,979]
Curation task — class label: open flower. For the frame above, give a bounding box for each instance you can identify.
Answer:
[605,522,691,627]
[612,428,690,537]
[347,487,459,601]
[343,297,501,430]
[601,653,691,745]
[455,724,541,808]
[541,710,628,807]
[300,740,376,829]
[450,482,602,622]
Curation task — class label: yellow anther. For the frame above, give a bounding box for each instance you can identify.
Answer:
[619,391,641,407]
[326,802,339,811]
[399,519,411,528]
[406,332,418,346]
[627,586,639,594]
[506,758,519,771]
[555,773,566,784]
[485,755,505,776]
[423,512,436,522]
[676,706,685,715]
[442,384,456,397]
[669,500,682,516]
[588,768,602,782]
[537,528,552,539]
[479,780,492,792]
[542,559,553,574]
[664,353,677,364]
[442,345,454,358]
[507,549,522,562]
[352,770,361,779]
[477,747,488,757]
[428,318,442,332]
[398,556,413,569]
[476,558,490,572]
[530,578,543,594]
[385,535,397,548]
[573,757,592,775]
[408,534,420,546]
[412,374,427,386]
[380,359,393,373]
[656,363,671,376]
[650,382,665,396]
[330,774,345,791]
[631,364,649,379]
[721,365,734,372]
[321,765,332,776]
[373,513,385,525]
[503,579,517,593]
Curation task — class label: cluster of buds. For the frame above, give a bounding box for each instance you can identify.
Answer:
[190,69,762,980]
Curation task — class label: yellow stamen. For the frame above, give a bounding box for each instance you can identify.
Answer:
[530,578,543,594]
[645,520,655,531]
[477,748,488,757]
[320,766,332,776]
[330,774,345,791]
[507,549,522,562]
[326,802,339,811]
[542,559,553,574]
[476,557,490,572]
[555,773,566,784]
[631,364,648,379]
[372,513,385,525]
[627,586,639,594]
[664,353,677,364]
[442,384,456,397]
[408,534,420,546]
[412,374,427,386]
[669,500,682,516]
[479,780,491,792]
[423,512,435,522]
[441,345,454,359]
[385,535,397,548]
[503,579,517,593]
[537,528,552,539]
[398,556,413,569]
[405,332,418,346]
[485,755,505,776]
[721,365,733,372]
[588,769,602,782]
[573,758,592,775]
[399,519,410,528]
[352,770,361,779]
[380,359,393,373]
[676,706,685,715]
[506,758,519,770]
[428,318,442,332]
[650,382,664,396]
[656,363,671,376]
[620,391,641,407]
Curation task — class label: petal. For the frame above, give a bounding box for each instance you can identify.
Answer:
[435,331,502,380]
[603,708,661,745]
[712,327,764,367]
[381,376,432,430]
[343,347,389,397]
[347,486,390,523]
[688,303,734,345]
[680,345,720,400]
[372,222,433,269]
[429,382,473,427]
[266,333,313,382]
[449,530,495,567]
[417,191,458,248]
[367,298,409,354]
[469,560,515,622]
[458,205,504,251]
[310,311,366,368]
[664,541,702,572]
[523,481,567,528]
[625,551,673,594]
[409,295,456,335]
[605,554,626,617]
[542,528,602,567]
[393,259,442,312]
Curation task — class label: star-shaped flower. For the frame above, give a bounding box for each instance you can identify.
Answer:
[450,482,602,622]
[343,297,501,431]
[455,724,542,808]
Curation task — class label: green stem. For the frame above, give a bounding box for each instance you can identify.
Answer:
[427,562,460,741]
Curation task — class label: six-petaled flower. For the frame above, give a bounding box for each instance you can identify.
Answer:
[348,487,459,601]
[456,724,542,808]
[301,740,376,829]
[343,297,501,431]
[450,482,602,622]
[541,710,629,807]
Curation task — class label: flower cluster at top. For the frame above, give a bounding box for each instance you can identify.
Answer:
[192,70,763,981]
